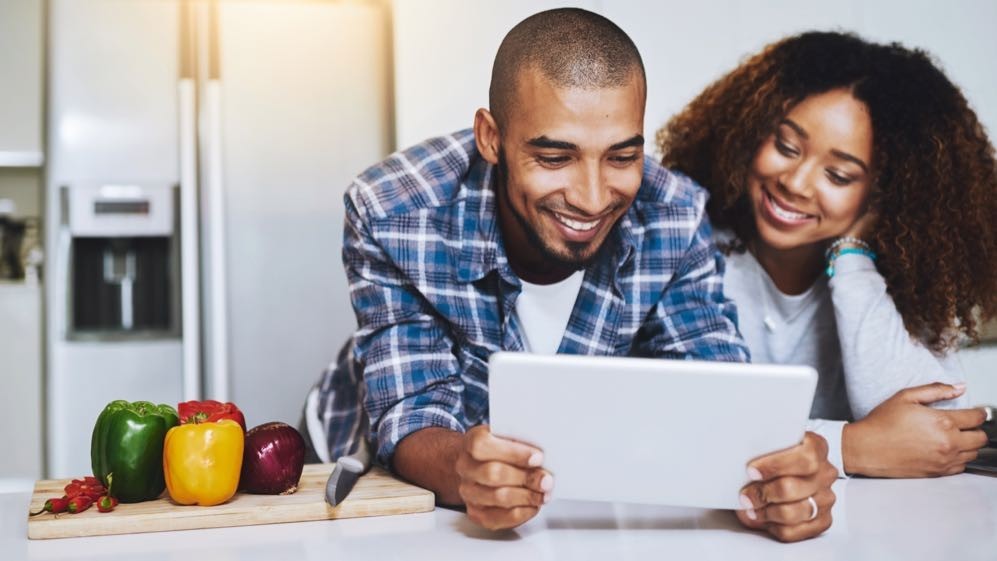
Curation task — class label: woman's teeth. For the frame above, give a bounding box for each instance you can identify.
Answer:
[767,192,811,220]
[554,212,600,231]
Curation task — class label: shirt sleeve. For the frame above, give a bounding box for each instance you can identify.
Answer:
[343,191,467,469]
[635,211,750,363]
[829,253,968,420]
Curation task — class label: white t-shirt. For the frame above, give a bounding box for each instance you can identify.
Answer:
[515,270,586,354]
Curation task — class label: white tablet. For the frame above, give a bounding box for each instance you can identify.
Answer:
[488,352,818,510]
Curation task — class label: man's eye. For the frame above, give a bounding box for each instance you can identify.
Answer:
[610,153,640,164]
[537,155,570,166]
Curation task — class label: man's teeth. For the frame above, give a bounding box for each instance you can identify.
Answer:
[768,193,811,220]
[554,213,600,231]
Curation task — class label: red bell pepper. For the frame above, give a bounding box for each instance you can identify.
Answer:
[178,400,246,431]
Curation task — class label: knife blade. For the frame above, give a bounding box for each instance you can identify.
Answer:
[325,438,372,507]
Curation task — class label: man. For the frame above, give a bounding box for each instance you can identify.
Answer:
[305,8,836,542]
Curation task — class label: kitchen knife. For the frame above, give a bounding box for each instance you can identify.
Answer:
[325,438,372,507]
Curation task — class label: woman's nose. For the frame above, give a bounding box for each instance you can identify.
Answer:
[780,160,815,198]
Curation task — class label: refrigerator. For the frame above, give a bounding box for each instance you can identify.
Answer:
[44,0,390,478]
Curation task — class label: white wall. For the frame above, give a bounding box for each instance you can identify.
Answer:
[393,0,997,156]
[391,0,997,401]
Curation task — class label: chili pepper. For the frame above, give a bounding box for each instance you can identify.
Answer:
[65,478,105,500]
[30,496,69,516]
[164,419,244,506]
[91,400,179,503]
[178,400,246,431]
[66,495,93,514]
[96,473,118,513]
[96,495,119,513]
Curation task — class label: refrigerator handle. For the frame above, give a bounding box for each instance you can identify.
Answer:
[193,0,230,403]
[178,0,201,401]
[179,78,201,402]
[203,78,230,402]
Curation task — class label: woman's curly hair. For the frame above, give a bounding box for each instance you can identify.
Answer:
[657,31,997,353]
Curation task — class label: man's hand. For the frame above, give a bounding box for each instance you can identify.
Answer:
[456,425,552,530]
[736,432,837,543]
[842,383,989,477]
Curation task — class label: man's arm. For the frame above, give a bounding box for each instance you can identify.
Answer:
[344,190,548,529]
[342,190,467,468]
[395,426,550,531]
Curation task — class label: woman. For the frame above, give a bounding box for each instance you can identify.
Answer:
[658,31,996,479]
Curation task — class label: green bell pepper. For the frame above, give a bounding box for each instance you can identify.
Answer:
[90,400,179,503]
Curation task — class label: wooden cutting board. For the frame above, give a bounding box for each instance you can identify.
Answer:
[27,463,434,539]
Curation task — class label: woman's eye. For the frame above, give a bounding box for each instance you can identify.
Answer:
[775,138,799,157]
[826,169,854,186]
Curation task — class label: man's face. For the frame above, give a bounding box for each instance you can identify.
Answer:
[492,69,645,282]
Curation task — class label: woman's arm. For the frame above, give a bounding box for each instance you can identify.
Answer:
[829,252,967,416]
[828,252,987,476]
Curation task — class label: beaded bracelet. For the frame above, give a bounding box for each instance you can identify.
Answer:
[825,236,873,259]
[826,246,877,278]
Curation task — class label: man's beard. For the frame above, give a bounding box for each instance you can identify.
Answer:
[496,149,604,271]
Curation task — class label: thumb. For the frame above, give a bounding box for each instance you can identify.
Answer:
[899,382,966,405]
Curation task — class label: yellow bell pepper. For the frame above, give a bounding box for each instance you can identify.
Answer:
[163,418,244,506]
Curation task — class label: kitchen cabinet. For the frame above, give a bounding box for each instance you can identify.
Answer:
[0,281,43,482]
[0,0,44,166]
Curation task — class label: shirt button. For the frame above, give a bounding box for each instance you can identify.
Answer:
[763,316,777,332]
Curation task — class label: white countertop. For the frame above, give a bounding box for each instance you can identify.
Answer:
[4,473,996,561]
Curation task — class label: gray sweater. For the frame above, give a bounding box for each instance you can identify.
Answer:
[722,247,968,474]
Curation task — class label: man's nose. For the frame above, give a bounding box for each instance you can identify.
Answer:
[566,161,612,216]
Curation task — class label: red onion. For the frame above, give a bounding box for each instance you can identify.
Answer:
[240,422,306,495]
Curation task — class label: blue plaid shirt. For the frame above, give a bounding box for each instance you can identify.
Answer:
[313,129,749,467]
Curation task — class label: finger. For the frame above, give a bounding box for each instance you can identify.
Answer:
[735,506,766,530]
[898,382,966,405]
[767,511,834,543]
[749,432,826,481]
[460,481,545,508]
[466,425,544,467]
[943,463,967,476]
[458,458,550,490]
[943,408,988,430]
[759,488,835,525]
[955,449,979,465]
[465,504,540,531]
[741,474,820,509]
[955,428,989,451]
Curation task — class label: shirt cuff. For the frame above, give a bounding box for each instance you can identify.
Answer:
[806,418,849,478]
[828,251,877,277]
[373,402,465,470]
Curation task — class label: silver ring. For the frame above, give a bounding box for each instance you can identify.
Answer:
[806,496,819,521]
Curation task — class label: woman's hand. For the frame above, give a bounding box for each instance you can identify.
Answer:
[841,209,878,241]
[736,432,838,542]
[842,383,989,477]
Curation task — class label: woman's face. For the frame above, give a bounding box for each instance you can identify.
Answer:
[748,88,874,253]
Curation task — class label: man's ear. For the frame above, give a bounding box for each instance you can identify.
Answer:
[474,108,501,165]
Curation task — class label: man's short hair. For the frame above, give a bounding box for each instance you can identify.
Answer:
[489,8,646,129]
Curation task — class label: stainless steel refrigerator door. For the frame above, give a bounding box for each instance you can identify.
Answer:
[46,0,184,477]
[201,1,390,427]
